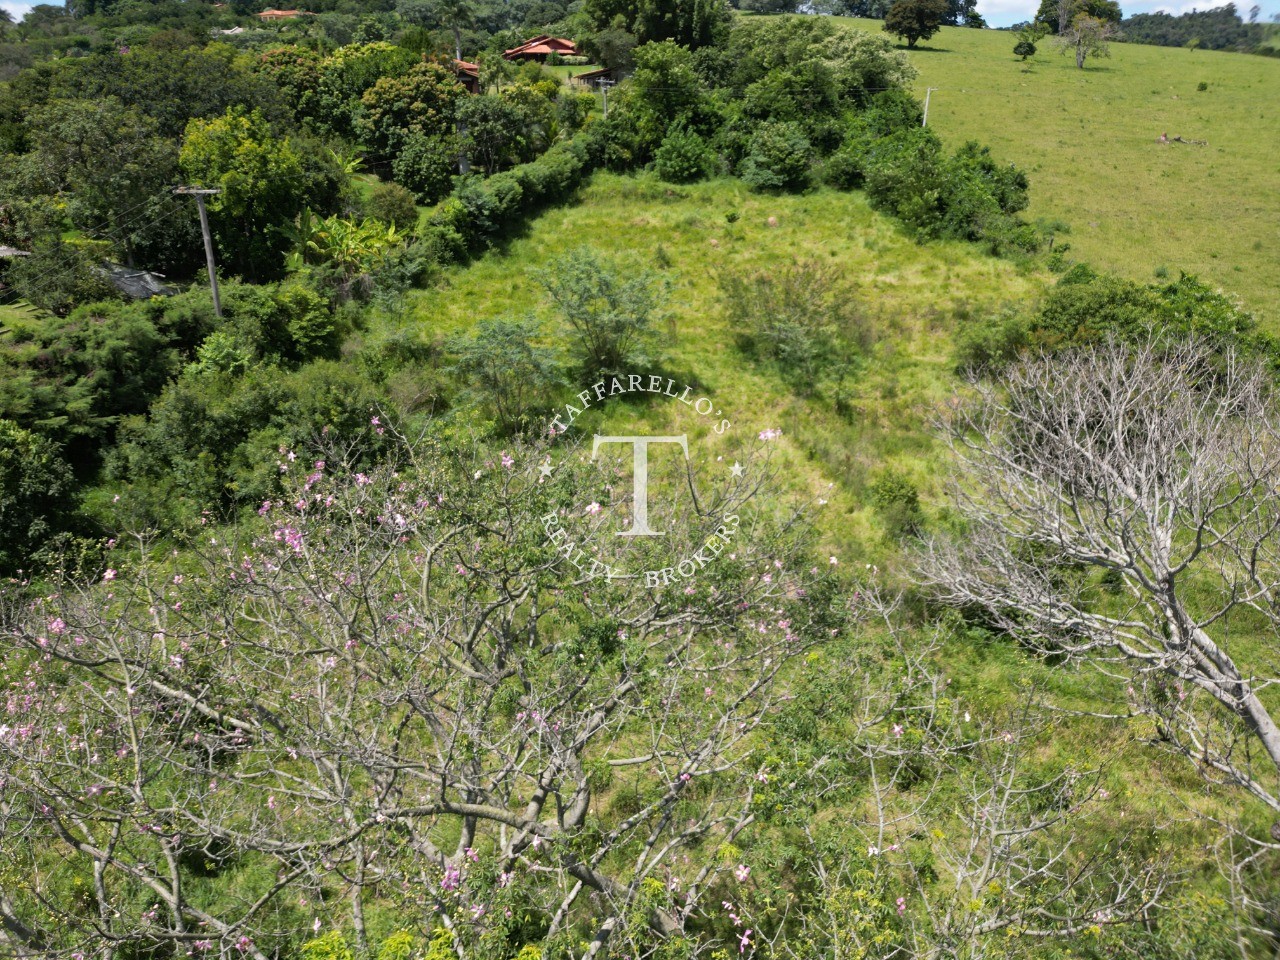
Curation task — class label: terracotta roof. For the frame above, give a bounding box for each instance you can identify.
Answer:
[452,57,480,77]
[503,35,579,58]
[256,9,308,18]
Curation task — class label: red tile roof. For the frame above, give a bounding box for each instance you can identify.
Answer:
[503,35,579,58]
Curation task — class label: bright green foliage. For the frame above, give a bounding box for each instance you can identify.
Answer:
[1015,39,1038,58]
[1032,266,1272,359]
[738,121,813,191]
[375,930,416,960]
[457,94,532,174]
[883,0,949,48]
[179,108,311,280]
[536,247,667,377]
[654,125,713,183]
[289,210,402,278]
[393,133,461,203]
[359,60,463,158]
[315,41,419,139]
[0,419,75,574]
[300,931,355,960]
[448,316,562,434]
[857,127,1035,251]
[620,40,718,155]
[364,180,421,229]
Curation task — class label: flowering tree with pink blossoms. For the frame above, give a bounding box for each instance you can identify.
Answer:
[0,431,852,959]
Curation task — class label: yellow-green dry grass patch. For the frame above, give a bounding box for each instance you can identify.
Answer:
[837,17,1280,325]
[408,172,1047,564]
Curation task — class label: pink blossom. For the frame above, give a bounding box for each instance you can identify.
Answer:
[739,929,752,953]
[48,618,66,636]
[892,724,903,738]
[758,428,782,441]
[734,863,750,882]
[501,452,514,469]
[896,896,907,915]
[355,473,372,486]
[440,864,461,891]
[585,502,602,516]
[103,569,116,582]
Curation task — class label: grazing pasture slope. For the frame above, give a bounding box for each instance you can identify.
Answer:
[840,18,1280,321]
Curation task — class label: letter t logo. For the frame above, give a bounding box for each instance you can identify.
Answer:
[591,435,688,537]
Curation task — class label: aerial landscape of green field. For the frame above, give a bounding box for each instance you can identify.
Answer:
[838,16,1280,321]
[2,0,1280,957]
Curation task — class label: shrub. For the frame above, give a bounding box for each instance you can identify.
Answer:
[112,359,388,519]
[719,259,870,392]
[392,133,459,204]
[954,308,1031,375]
[869,468,924,540]
[738,121,813,192]
[654,125,713,183]
[0,419,76,575]
[448,316,562,435]
[1032,269,1276,362]
[536,247,668,378]
[363,180,420,229]
[301,932,354,960]
[1014,39,1038,58]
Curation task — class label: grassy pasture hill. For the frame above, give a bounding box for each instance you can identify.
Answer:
[403,171,1272,957]
[836,17,1280,324]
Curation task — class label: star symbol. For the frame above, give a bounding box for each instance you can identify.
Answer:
[539,460,554,478]
[729,461,745,478]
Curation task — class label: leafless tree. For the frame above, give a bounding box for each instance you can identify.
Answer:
[920,338,1280,818]
[1056,14,1119,67]
[758,600,1171,959]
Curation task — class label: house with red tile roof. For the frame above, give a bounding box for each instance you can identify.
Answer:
[256,9,309,20]
[452,58,481,94]
[503,35,579,61]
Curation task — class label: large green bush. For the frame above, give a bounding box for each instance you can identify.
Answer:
[654,125,714,183]
[0,419,76,573]
[738,121,813,191]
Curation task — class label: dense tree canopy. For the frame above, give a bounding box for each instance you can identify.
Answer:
[883,0,949,47]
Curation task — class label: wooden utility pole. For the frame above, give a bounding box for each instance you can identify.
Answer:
[174,186,223,318]
[922,87,936,127]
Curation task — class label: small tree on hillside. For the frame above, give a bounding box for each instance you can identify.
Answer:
[1014,22,1048,58]
[1057,13,1118,67]
[883,0,949,47]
